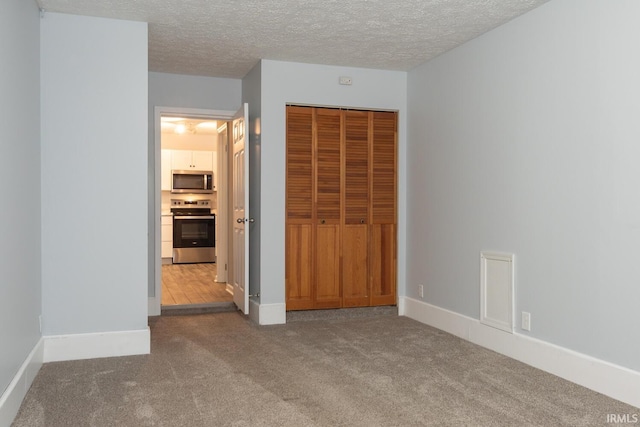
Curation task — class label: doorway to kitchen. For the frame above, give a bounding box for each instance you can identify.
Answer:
[151,106,236,315]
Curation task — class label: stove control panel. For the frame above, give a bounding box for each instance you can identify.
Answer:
[171,199,211,207]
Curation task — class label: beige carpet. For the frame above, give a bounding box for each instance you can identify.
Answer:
[12,309,636,426]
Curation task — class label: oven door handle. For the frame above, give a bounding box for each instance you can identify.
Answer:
[173,215,216,220]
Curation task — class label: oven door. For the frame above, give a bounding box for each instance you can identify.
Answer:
[172,215,216,264]
[173,216,215,248]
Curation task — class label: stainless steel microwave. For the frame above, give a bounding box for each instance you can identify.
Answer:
[171,170,214,194]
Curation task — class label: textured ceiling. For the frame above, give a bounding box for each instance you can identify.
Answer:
[36,0,549,79]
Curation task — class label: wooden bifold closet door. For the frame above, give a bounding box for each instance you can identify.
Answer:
[286,105,397,310]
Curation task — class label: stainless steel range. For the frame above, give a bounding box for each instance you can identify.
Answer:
[171,199,216,264]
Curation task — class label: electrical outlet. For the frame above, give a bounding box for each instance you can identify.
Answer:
[418,285,424,299]
[522,311,531,331]
[339,76,353,85]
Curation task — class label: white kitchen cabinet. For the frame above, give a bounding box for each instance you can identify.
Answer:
[192,151,214,171]
[171,150,192,170]
[171,150,213,171]
[161,149,172,191]
[161,215,173,259]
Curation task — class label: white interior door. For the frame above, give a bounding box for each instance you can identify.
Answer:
[232,103,250,314]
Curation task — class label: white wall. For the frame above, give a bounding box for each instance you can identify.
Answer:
[148,72,241,297]
[0,0,41,405]
[149,72,241,112]
[161,133,218,151]
[41,13,148,335]
[258,60,407,310]
[407,0,640,371]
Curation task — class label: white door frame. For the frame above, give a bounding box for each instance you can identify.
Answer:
[215,122,229,285]
[149,106,236,316]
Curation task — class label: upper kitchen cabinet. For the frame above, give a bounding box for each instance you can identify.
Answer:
[171,150,214,171]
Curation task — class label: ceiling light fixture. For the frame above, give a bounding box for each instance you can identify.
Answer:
[162,117,217,135]
[175,123,186,134]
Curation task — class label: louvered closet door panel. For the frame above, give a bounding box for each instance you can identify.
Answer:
[344,110,369,224]
[315,109,342,222]
[371,112,397,306]
[370,224,396,306]
[286,106,313,221]
[285,224,314,310]
[286,106,314,310]
[371,111,397,224]
[343,110,370,306]
[314,109,342,307]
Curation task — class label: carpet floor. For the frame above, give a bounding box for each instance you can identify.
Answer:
[12,310,636,426]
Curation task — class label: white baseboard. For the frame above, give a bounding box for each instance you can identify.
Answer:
[0,338,44,427]
[43,328,150,363]
[250,301,286,325]
[249,299,260,324]
[400,296,640,408]
[148,297,160,316]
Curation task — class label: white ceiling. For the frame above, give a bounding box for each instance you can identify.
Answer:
[161,117,218,135]
[36,0,549,79]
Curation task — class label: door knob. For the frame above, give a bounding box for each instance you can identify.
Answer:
[236,218,245,223]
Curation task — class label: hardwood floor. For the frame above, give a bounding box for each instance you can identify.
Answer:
[161,263,232,306]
